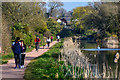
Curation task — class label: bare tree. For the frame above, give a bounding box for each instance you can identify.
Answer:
[58,8,67,17]
[48,0,64,17]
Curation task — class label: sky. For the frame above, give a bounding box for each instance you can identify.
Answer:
[62,2,89,11]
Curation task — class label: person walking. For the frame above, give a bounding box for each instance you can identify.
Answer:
[21,40,26,68]
[34,36,41,52]
[46,37,51,48]
[57,35,60,42]
[12,37,23,69]
[51,35,53,43]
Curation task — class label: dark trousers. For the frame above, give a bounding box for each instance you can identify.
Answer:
[14,53,21,67]
[21,54,25,66]
[57,39,59,42]
[51,39,53,42]
[35,43,39,51]
[47,42,50,47]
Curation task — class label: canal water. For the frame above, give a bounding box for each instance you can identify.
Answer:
[80,40,120,78]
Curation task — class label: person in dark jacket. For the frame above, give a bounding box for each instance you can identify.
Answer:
[21,40,26,68]
[12,37,22,69]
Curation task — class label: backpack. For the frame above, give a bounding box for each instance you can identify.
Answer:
[35,38,40,45]
[13,42,22,54]
[36,38,40,42]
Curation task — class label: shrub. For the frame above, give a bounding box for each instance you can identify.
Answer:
[44,31,51,37]
[59,28,75,38]
[105,31,111,37]
[39,34,46,46]
[24,40,64,79]
[47,18,64,36]
[24,33,34,46]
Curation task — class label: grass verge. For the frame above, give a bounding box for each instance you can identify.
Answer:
[24,40,64,79]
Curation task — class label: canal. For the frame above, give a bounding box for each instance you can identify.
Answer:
[80,40,120,78]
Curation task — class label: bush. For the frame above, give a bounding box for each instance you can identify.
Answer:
[105,31,111,37]
[24,33,34,46]
[39,34,46,46]
[47,18,64,36]
[44,31,51,37]
[59,28,75,38]
[85,29,96,36]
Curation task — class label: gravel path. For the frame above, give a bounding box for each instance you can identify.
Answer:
[0,41,57,79]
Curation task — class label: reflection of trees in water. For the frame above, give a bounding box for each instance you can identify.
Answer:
[82,41,120,78]
[97,51,120,78]
[61,38,120,78]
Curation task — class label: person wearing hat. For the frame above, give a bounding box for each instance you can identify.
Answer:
[34,36,41,52]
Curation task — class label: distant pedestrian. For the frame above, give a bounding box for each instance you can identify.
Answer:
[21,40,26,68]
[12,37,22,69]
[51,36,53,42]
[34,36,41,52]
[57,35,60,42]
[46,37,51,48]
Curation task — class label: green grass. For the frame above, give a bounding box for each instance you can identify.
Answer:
[24,39,64,79]
[2,52,14,60]
[1,52,14,64]
[24,39,84,79]
[26,45,35,52]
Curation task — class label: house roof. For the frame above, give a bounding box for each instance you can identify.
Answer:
[61,18,67,24]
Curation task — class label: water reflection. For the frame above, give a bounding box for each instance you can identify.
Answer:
[81,40,120,78]
[82,48,120,51]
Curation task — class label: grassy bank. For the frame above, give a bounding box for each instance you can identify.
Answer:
[24,39,84,79]
[24,40,64,79]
